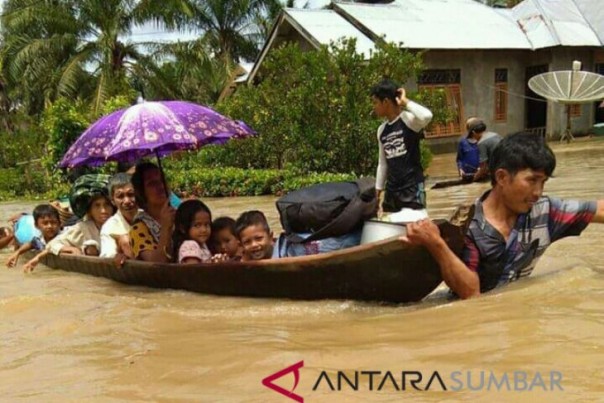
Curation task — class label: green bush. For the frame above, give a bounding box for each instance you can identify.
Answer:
[164,165,357,198]
[0,165,70,201]
[40,98,90,178]
[0,128,47,168]
[214,39,450,175]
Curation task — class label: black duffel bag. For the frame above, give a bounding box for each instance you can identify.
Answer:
[276,177,377,243]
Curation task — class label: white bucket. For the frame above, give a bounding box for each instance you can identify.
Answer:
[360,208,429,244]
[360,220,407,244]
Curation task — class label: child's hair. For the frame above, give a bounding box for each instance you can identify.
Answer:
[235,210,271,238]
[33,204,61,224]
[171,199,212,263]
[370,78,400,103]
[209,216,237,253]
[489,132,556,186]
[108,172,132,197]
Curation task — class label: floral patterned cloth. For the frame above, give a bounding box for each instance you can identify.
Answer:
[178,240,212,263]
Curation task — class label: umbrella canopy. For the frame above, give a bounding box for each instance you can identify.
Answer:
[59,101,255,168]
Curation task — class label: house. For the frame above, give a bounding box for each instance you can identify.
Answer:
[247,0,604,151]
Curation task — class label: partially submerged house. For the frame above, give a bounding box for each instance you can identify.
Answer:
[247,0,604,150]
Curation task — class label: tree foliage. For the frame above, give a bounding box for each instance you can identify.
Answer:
[213,39,451,175]
[0,0,191,115]
[185,0,282,62]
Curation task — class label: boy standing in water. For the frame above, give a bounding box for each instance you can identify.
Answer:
[371,79,433,215]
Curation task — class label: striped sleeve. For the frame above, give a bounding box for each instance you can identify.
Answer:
[461,234,480,273]
[548,197,596,242]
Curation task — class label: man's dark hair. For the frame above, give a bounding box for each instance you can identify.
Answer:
[235,210,271,237]
[489,132,556,185]
[468,121,487,137]
[33,204,60,223]
[108,173,132,197]
[370,79,400,103]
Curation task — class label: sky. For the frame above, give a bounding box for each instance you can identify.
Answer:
[128,0,332,43]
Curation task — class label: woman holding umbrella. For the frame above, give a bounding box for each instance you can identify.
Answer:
[129,162,176,263]
[57,100,256,263]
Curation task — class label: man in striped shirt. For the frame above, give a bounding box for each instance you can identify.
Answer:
[402,132,603,299]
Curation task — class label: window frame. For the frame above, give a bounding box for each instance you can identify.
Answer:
[494,68,508,123]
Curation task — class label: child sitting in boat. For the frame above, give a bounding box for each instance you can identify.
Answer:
[172,200,213,264]
[25,175,115,272]
[235,210,274,262]
[209,217,243,261]
[6,204,62,269]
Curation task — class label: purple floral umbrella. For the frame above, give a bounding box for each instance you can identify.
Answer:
[59,100,255,168]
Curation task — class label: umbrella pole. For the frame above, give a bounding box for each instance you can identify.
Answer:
[155,151,170,198]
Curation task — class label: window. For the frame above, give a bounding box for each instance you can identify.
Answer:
[418,69,463,138]
[570,104,582,117]
[494,68,508,122]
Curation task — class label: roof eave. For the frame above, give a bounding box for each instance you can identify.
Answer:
[246,9,322,84]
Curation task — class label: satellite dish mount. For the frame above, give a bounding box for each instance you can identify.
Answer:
[528,61,604,143]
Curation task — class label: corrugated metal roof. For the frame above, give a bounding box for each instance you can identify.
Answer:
[571,0,604,46]
[512,0,602,49]
[248,0,603,83]
[284,9,376,57]
[335,0,533,49]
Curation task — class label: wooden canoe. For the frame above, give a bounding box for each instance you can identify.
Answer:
[36,220,467,303]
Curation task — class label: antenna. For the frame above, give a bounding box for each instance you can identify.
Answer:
[528,61,604,142]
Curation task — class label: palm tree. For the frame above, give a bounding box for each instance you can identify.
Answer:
[1,0,192,114]
[141,39,234,105]
[185,0,282,63]
[1,0,80,115]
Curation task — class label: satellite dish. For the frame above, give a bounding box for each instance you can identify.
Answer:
[528,71,604,104]
[527,61,604,143]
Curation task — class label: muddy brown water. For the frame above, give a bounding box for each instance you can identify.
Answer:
[1,139,603,402]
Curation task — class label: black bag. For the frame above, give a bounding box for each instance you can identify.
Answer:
[276,177,377,243]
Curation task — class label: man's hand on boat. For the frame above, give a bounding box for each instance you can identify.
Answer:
[399,219,441,247]
[400,219,481,300]
[116,234,133,259]
[113,253,127,268]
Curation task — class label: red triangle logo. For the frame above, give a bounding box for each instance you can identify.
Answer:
[261,360,304,402]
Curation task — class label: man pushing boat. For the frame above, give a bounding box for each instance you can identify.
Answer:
[402,132,604,299]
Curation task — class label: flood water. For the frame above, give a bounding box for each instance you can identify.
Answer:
[1,138,603,402]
